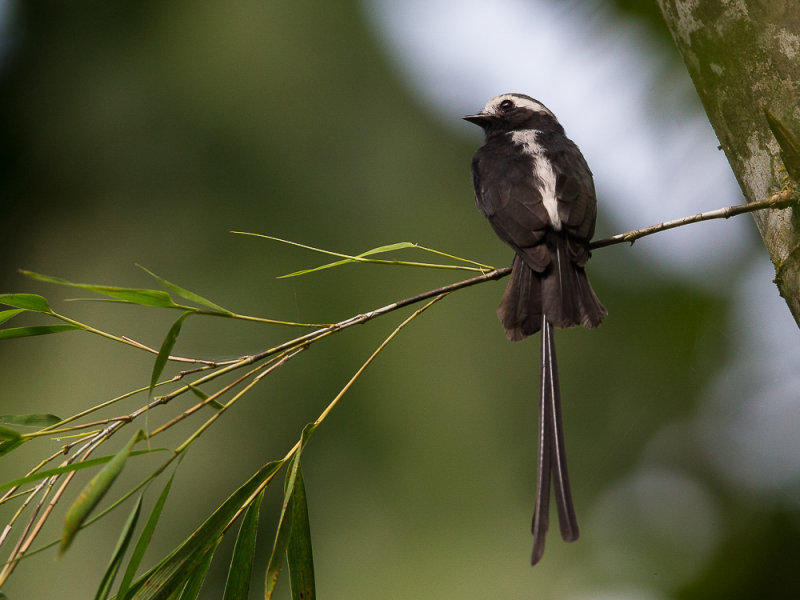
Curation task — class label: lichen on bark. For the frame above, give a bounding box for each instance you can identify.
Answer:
[657,0,800,326]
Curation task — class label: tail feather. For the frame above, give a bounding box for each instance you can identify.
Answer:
[531,316,579,564]
[497,235,606,341]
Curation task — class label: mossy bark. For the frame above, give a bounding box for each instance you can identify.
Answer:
[657,0,800,326]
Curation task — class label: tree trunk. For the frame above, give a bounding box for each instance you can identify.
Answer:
[657,0,800,326]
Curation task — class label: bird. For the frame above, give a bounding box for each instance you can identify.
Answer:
[464,93,607,564]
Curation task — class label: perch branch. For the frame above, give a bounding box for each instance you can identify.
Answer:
[589,189,795,249]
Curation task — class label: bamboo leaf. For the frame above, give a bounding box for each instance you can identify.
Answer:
[0,413,62,427]
[366,241,419,253]
[0,439,23,458]
[187,384,223,410]
[150,312,192,393]
[117,472,176,600]
[137,266,233,315]
[266,423,316,599]
[235,234,493,276]
[0,449,167,492]
[287,465,315,600]
[0,293,52,313]
[0,324,81,340]
[122,459,283,600]
[278,241,417,278]
[94,496,143,600]
[174,539,221,600]
[265,465,297,599]
[0,425,21,441]
[61,430,143,554]
[222,489,265,600]
[0,309,25,325]
[21,271,180,308]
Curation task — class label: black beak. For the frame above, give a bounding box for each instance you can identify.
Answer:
[463,111,492,126]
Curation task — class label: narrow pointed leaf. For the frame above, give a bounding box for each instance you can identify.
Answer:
[265,462,297,599]
[0,324,81,339]
[123,459,283,600]
[0,293,52,312]
[187,384,223,410]
[0,439,23,458]
[362,241,418,254]
[0,309,25,325]
[117,472,176,600]
[61,430,143,554]
[94,496,143,600]
[266,424,316,598]
[21,271,179,308]
[287,465,315,600]
[150,312,192,392]
[222,489,265,600]
[175,538,221,600]
[0,413,61,427]
[0,425,21,441]
[137,266,233,315]
[279,242,418,278]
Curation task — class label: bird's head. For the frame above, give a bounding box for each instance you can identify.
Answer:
[464,93,560,133]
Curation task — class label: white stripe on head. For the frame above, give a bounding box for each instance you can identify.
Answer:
[483,94,556,119]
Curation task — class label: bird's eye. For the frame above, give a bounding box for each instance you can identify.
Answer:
[499,99,515,111]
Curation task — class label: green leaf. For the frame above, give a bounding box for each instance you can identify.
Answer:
[150,312,192,393]
[236,234,493,277]
[117,472,176,600]
[0,324,81,340]
[287,465,315,600]
[187,384,223,410]
[0,449,167,492]
[278,241,417,278]
[175,538,221,600]
[94,497,143,600]
[61,430,143,554]
[0,309,25,325]
[265,463,297,599]
[21,271,179,308]
[0,425,21,441]
[266,423,316,599]
[222,489,265,600]
[0,439,23,458]
[0,413,62,427]
[122,459,284,600]
[137,266,233,315]
[0,293,52,313]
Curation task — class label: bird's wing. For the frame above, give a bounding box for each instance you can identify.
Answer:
[472,147,551,271]
[549,139,597,244]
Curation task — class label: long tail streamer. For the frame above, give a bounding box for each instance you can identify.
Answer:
[531,314,579,564]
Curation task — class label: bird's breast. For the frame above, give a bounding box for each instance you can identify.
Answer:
[509,130,561,231]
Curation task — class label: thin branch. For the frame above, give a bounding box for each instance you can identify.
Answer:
[589,188,795,249]
[119,336,225,365]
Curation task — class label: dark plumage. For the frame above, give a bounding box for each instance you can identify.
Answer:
[465,93,606,340]
[464,93,606,564]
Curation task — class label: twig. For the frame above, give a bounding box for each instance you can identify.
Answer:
[589,189,795,249]
[120,337,224,365]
